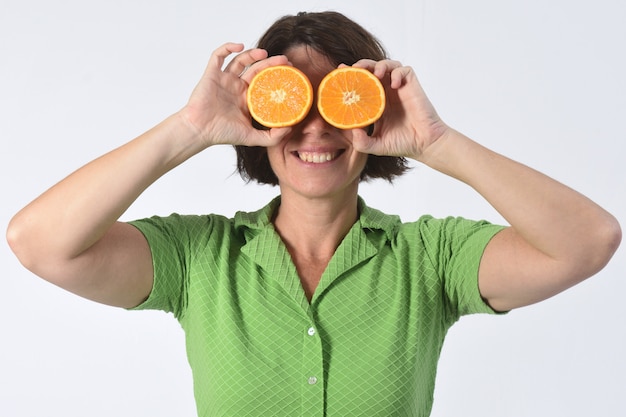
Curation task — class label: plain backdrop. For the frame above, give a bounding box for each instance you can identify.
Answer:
[1,0,624,416]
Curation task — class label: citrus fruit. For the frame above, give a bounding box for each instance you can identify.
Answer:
[246,65,314,128]
[317,67,386,129]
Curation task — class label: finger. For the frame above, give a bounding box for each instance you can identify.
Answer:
[351,58,399,69]
[350,59,405,83]
[350,59,377,70]
[372,60,403,79]
[351,128,380,155]
[245,125,292,148]
[223,48,269,76]
[236,54,291,82]
[390,65,414,89]
[267,126,293,145]
[208,42,245,72]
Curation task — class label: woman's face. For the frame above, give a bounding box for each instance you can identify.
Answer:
[265,45,368,201]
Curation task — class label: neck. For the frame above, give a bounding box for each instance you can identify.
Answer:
[273,191,359,260]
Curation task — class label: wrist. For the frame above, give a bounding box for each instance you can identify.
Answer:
[137,111,209,173]
[414,126,457,166]
[416,128,480,182]
[175,107,214,150]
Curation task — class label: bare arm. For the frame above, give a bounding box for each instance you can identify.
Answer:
[7,114,194,308]
[421,129,621,311]
[352,59,621,312]
[6,44,291,308]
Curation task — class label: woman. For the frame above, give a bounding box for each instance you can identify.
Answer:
[6,11,621,416]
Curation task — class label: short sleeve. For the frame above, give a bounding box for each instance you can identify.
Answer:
[418,216,506,319]
[127,213,215,319]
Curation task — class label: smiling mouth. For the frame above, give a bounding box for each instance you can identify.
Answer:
[296,150,343,163]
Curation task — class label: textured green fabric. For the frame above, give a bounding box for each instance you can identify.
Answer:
[130,196,505,416]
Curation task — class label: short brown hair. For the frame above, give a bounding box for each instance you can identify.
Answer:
[235,11,410,185]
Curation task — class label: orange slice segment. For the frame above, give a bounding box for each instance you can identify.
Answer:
[317,67,386,129]
[246,65,314,128]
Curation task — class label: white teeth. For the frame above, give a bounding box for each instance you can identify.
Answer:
[298,151,337,163]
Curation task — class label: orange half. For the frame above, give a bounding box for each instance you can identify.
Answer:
[246,65,314,128]
[317,67,386,130]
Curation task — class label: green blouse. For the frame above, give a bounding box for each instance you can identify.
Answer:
[130,197,504,416]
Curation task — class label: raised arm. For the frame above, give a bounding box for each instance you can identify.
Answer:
[6,43,290,308]
[352,59,621,312]
[422,129,621,311]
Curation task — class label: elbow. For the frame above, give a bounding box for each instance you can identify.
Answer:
[587,213,621,276]
[6,212,49,275]
[605,215,622,261]
[6,213,34,271]
[600,214,621,263]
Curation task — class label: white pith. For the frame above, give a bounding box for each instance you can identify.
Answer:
[270,89,287,103]
[342,90,361,105]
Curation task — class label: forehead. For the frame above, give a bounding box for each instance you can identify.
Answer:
[284,45,335,82]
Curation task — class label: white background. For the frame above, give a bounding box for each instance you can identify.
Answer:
[1,0,625,415]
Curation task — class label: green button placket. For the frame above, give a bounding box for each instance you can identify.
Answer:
[240,215,381,416]
[300,321,325,415]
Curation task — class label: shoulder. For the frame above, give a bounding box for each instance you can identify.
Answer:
[358,199,505,270]
[130,212,232,244]
[128,198,280,248]
[359,197,501,245]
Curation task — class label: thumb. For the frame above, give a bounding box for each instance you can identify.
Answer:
[352,128,382,155]
[267,126,293,146]
[245,126,292,147]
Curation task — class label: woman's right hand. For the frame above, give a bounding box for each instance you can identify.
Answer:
[180,42,293,150]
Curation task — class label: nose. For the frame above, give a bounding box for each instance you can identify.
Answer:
[300,100,333,135]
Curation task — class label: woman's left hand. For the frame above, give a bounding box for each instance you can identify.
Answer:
[349,59,449,162]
